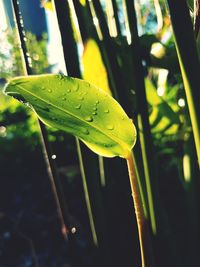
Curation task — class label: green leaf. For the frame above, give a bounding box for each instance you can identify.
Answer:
[4,74,136,158]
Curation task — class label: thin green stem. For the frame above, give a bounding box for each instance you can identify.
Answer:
[76,138,98,246]
[126,152,153,267]
[98,156,106,187]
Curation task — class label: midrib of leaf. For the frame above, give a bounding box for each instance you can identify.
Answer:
[14,84,131,154]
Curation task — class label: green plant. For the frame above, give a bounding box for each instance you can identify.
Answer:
[2,0,200,266]
[4,73,151,266]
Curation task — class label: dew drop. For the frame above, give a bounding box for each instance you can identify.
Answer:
[71,227,76,234]
[67,89,71,93]
[75,85,79,92]
[62,93,67,96]
[75,104,81,109]
[92,111,97,115]
[85,116,93,122]
[107,124,114,130]
[48,89,52,93]
[95,100,99,104]
[93,107,97,111]
[104,109,109,113]
[41,86,45,90]
[82,128,89,135]
[62,97,66,101]
[78,96,84,101]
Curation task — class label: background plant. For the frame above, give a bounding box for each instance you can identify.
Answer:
[0,0,200,267]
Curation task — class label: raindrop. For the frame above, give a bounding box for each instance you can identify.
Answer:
[104,109,109,113]
[130,89,136,95]
[48,89,52,93]
[75,104,81,109]
[62,97,66,101]
[93,107,97,111]
[78,96,84,101]
[82,128,89,135]
[41,86,45,90]
[67,89,71,93]
[62,93,67,96]
[85,116,93,122]
[19,18,24,26]
[95,100,99,104]
[71,227,77,234]
[107,125,114,130]
[92,111,97,115]
[75,85,79,92]
[52,154,56,159]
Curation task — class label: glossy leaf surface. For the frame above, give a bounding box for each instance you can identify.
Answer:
[4,74,136,158]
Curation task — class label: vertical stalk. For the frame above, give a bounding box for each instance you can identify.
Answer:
[126,152,153,267]
[75,139,98,246]
[111,0,122,36]
[11,0,71,237]
[167,0,200,168]
[98,156,106,187]
[53,0,99,246]
[123,0,157,234]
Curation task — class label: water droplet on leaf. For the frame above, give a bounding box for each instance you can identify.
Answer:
[82,128,89,135]
[75,85,79,92]
[85,116,93,122]
[107,124,114,130]
[75,104,81,109]
[104,109,109,113]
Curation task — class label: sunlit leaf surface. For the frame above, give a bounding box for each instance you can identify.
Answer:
[4,74,136,158]
[82,39,112,95]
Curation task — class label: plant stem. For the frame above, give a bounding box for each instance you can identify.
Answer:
[76,139,98,246]
[11,0,71,236]
[98,156,106,187]
[126,152,153,267]
[123,0,157,235]
[111,0,122,37]
[167,0,200,168]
